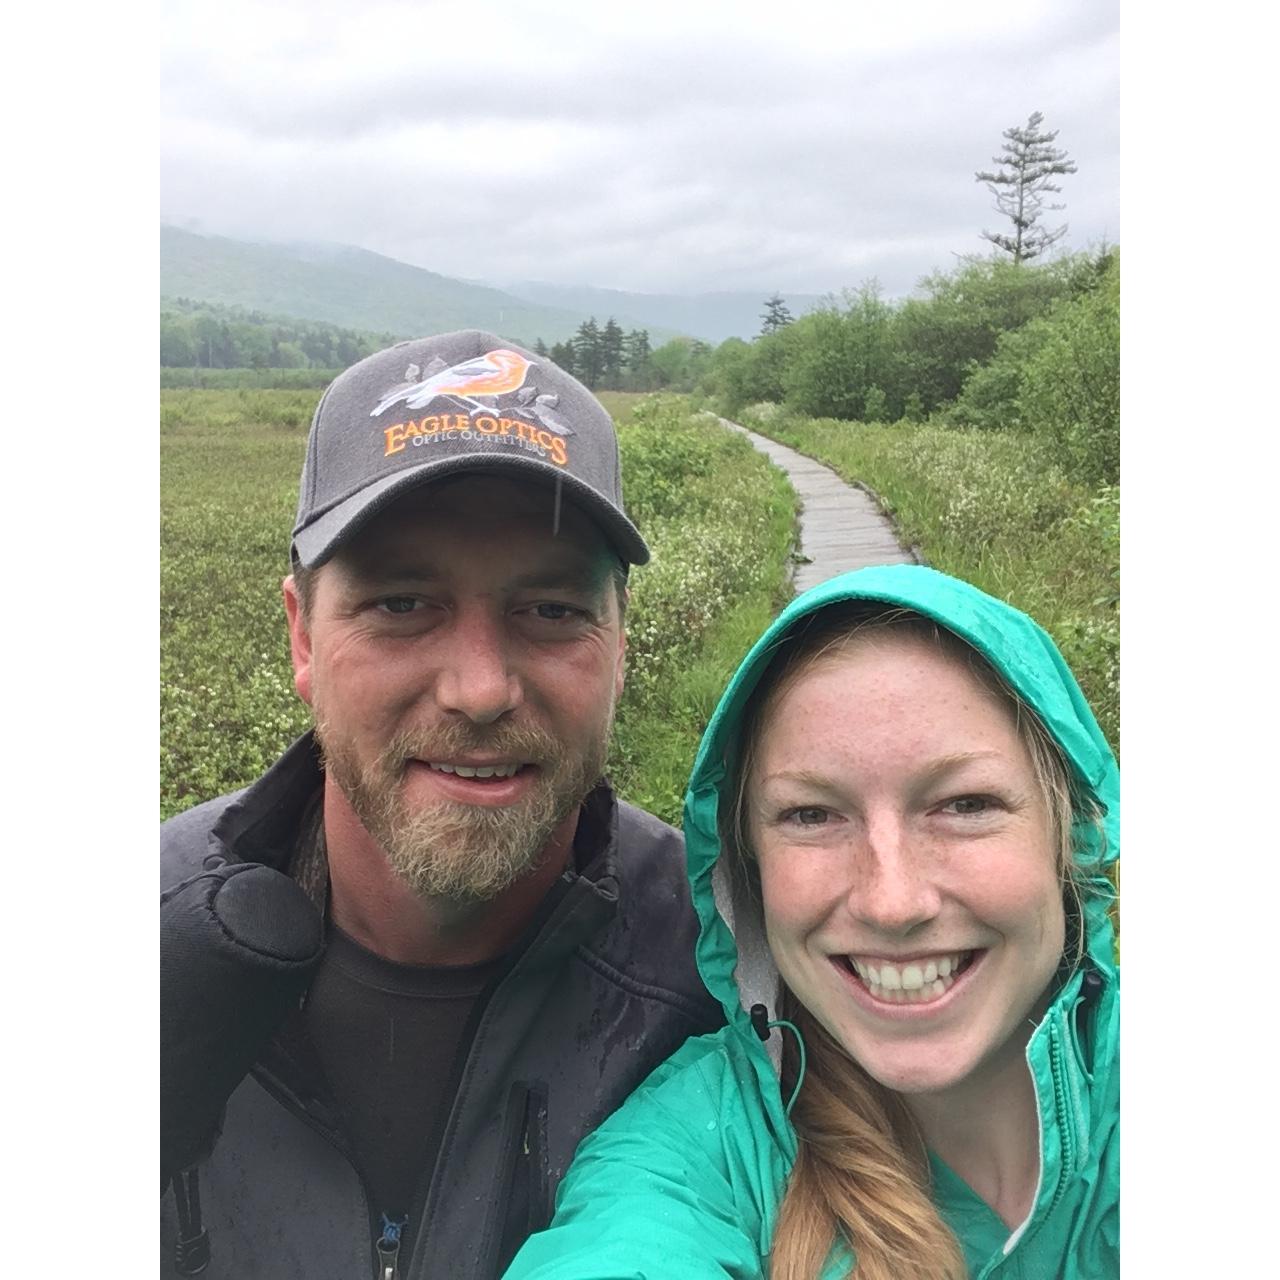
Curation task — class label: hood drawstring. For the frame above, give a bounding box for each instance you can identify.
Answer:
[172,1166,211,1274]
[751,1004,807,1119]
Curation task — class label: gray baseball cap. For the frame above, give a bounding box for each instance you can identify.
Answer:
[291,329,649,569]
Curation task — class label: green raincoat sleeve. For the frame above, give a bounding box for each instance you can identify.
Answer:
[503,1033,793,1279]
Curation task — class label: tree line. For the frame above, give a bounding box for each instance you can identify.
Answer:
[531,320,713,394]
[161,298,397,370]
[160,297,710,393]
[704,246,1118,486]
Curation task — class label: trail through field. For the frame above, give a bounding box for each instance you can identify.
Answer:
[718,418,917,591]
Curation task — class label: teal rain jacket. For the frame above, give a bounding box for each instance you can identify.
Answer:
[505,566,1119,1279]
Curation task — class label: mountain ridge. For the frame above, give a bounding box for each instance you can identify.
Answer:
[161,226,820,345]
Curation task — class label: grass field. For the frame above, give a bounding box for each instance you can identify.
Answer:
[734,404,1119,753]
[161,389,798,823]
[160,367,346,390]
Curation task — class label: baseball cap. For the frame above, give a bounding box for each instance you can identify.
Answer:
[291,330,650,569]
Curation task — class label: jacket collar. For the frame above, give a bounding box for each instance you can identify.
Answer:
[210,733,326,871]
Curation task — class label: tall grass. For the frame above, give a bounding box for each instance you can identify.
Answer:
[160,367,345,390]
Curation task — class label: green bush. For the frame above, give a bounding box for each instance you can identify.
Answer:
[947,320,1048,431]
[946,254,1119,484]
[709,250,1117,431]
[862,386,889,423]
[890,252,1106,412]
[1018,257,1120,485]
[782,286,896,421]
[709,329,793,411]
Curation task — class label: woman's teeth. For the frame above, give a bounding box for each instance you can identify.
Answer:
[427,762,521,778]
[847,952,974,1004]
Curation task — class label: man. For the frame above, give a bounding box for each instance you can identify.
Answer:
[160,331,723,1279]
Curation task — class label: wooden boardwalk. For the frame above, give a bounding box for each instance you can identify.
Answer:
[719,418,917,593]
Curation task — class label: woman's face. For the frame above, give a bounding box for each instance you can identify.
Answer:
[750,631,1065,1098]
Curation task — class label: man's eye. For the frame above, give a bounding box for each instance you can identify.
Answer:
[378,596,420,615]
[531,603,582,621]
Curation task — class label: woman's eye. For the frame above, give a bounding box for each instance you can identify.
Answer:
[943,795,995,816]
[787,807,830,827]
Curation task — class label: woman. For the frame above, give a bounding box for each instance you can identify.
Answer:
[504,565,1118,1279]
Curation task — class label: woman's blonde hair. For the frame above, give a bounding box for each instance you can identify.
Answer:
[725,603,1097,1279]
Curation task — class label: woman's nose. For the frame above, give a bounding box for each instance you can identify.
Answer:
[844,818,941,935]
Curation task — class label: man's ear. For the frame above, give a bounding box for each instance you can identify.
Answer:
[282,575,314,706]
[614,588,629,702]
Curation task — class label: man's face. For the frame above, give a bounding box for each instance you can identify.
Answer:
[284,475,627,902]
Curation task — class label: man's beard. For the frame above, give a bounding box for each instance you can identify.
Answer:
[315,712,612,903]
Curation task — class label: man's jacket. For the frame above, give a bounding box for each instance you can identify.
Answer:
[504,566,1120,1279]
[160,734,723,1280]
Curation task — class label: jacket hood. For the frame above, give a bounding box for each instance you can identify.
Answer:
[681,564,1119,1066]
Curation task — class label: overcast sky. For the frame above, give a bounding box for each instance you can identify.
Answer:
[160,0,1119,299]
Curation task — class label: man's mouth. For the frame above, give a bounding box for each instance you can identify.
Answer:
[835,951,979,1005]
[422,761,529,780]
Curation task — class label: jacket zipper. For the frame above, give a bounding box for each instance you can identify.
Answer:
[991,1014,1080,1274]
[1046,1019,1077,1214]
[376,1237,400,1280]
[375,1214,408,1280]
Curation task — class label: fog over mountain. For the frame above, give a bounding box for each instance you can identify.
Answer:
[162,226,829,343]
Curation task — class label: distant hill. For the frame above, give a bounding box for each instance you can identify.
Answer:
[160,227,682,347]
[501,282,826,345]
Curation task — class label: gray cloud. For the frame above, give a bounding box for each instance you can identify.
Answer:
[161,0,1119,296]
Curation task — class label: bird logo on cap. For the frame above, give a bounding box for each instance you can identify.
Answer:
[371,349,533,417]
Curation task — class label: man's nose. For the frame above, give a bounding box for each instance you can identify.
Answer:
[433,610,523,725]
[845,816,940,936]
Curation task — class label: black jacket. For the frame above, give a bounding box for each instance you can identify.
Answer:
[160,735,723,1279]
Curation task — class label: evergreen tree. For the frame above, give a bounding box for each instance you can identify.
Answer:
[573,318,603,388]
[549,340,576,376]
[533,338,549,357]
[976,111,1078,264]
[624,328,651,368]
[623,329,652,389]
[760,293,794,335]
[600,318,626,388]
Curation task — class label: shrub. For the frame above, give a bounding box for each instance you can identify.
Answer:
[947,320,1048,431]
[1018,256,1120,485]
[862,386,889,423]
